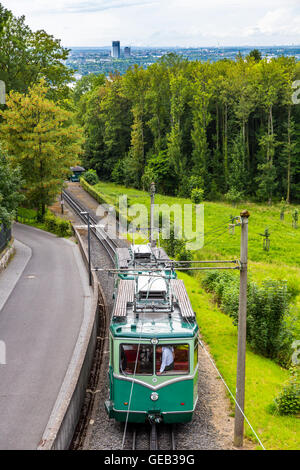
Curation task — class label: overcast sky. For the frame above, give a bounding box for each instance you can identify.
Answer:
[2,0,300,47]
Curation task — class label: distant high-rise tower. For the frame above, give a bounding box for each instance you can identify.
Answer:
[124,47,131,58]
[112,41,120,58]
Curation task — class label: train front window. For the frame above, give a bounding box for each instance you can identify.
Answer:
[156,344,189,375]
[120,344,153,375]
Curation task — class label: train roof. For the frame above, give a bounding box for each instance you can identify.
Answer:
[111,278,198,339]
[116,244,171,269]
[115,244,176,280]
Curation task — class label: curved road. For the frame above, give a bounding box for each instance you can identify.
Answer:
[0,223,91,450]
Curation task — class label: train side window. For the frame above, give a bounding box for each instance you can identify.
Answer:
[120,344,153,375]
[156,344,189,375]
[194,338,198,370]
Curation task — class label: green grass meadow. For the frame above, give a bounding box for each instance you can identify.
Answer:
[86,180,300,449]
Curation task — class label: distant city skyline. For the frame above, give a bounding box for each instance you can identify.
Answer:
[2,1,300,48]
[111,41,121,58]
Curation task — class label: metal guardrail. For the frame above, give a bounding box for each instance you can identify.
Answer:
[0,225,11,253]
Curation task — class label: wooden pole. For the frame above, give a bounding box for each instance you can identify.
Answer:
[150,182,156,248]
[234,210,250,447]
[87,212,92,287]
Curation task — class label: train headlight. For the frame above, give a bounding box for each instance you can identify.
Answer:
[150,392,159,402]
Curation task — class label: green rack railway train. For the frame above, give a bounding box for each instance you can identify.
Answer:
[105,267,199,425]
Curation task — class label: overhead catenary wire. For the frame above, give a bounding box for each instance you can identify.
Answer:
[121,274,164,449]
[202,227,231,249]
[181,313,266,451]
[199,335,266,450]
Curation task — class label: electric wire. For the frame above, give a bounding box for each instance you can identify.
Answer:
[182,311,266,451]
[121,274,165,449]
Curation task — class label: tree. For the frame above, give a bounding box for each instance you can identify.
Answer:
[0,80,82,220]
[72,53,299,203]
[122,65,149,187]
[190,63,212,189]
[247,49,262,62]
[167,72,190,185]
[0,146,23,227]
[0,5,73,100]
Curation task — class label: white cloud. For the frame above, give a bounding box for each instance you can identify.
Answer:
[1,0,300,46]
[257,8,300,34]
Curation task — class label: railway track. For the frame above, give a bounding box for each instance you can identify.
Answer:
[130,424,176,451]
[63,188,117,450]
[62,189,118,264]
[64,188,181,452]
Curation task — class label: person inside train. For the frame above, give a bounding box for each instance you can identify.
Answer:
[156,345,175,374]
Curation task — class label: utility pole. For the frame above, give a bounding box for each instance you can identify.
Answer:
[60,192,64,215]
[234,210,250,447]
[150,182,156,248]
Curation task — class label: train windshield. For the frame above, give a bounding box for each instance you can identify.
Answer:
[156,344,189,375]
[120,344,153,375]
[120,343,190,376]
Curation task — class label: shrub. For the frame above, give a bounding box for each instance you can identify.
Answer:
[44,214,57,233]
[274,367,300,415]
[112,160,125,184]
[82,169,99,186]
[160,222,194,264]
[224,188,244,205]
[247,280,292,362]
[176,245,193,269]
[44,214,72,237]
[57,219,72,237]
[202,271,294,367]
[191,188,204,204]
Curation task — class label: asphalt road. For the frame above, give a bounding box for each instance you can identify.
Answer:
[0,223,89,450]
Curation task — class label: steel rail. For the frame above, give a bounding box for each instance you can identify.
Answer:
[62,189,118,264]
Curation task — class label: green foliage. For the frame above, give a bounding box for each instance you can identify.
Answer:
[181,270,300,449]
[190,188,204,204]
[111,159,125,185]
[44,214,72,237]
[141,150,175,194]
[82,169,99,186]
[273,367,300,415]
[160,223,186,259]
[0,6,73,100]
[0,146,24,226]
[247,49,262,62]
[75,54,300,203]
[224,188,244,205]
[176,245,193,269]
[17,207,72,237]
[0,80,82,220]
[202,271,294,367]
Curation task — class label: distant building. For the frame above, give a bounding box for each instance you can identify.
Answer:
[124,47,131,58]
[112,41,121,58]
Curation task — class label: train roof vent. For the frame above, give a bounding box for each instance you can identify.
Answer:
[113,280,135,318]
[137,275,167,299]
[131,244,152,260]
[170,279,195,320]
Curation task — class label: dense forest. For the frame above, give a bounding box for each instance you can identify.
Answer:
[75,54,300,203]
[1,1,300,219]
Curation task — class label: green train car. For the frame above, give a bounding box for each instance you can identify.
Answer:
[105,274,199,424]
